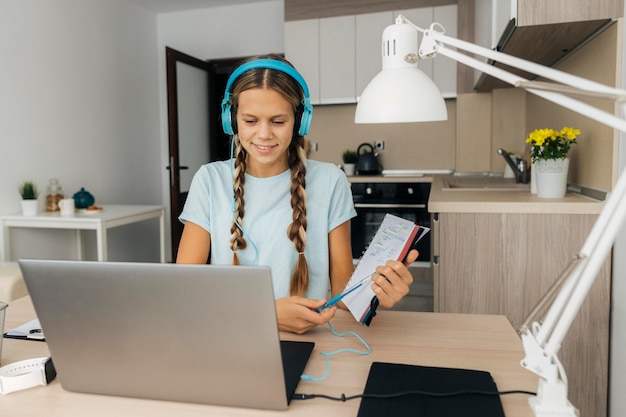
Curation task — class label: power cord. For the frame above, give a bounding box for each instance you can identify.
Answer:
[292,389,537,402]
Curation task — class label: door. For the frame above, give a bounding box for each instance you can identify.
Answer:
[166,47,213,260]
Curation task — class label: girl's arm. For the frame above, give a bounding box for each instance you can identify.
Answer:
[176,221,211,264]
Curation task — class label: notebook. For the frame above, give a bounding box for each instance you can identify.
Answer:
[18,259,313,410]
[357,362,505,417]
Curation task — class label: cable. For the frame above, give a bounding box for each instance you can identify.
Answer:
[292,389,537,402]
[300,321,371,382]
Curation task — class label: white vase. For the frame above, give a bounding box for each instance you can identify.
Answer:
[535,158,569,198]
[343,163,356,176]
[20,199,39,216]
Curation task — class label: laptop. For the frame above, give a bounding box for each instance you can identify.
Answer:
[18,259,314,410]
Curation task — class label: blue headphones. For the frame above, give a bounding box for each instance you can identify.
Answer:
[220,58,313,137]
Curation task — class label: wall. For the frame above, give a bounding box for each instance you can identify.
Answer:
[306,101,457,171]
[0,0,162,262]
[526,22,620,191]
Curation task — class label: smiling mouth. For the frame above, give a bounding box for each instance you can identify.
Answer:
[254,144,277,151]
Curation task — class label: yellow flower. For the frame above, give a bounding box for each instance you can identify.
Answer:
[525,126,580,162]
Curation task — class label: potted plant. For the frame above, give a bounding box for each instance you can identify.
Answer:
[18,180,39,216]
[525,126,580,198]
[342,149,358,176]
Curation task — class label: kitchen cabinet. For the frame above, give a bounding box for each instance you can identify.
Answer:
[284,19,320,103]
[285,5,458,104]
[319,15,355,104]
[475,0,623,91]
[432,211,610,417]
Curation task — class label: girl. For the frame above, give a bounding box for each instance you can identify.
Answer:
[176,55,417,334]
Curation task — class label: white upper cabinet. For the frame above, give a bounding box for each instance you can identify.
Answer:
[355,11,394,100]
[285,5,458,105]
[319,16,356,104]
[285,19,320,104]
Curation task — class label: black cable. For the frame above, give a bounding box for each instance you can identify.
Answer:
[292,389,537,402]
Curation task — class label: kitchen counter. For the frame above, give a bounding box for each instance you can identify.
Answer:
[347,175,433,184]
[429,175,605,214]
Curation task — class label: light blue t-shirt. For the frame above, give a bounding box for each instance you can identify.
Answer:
[179,159,357,299]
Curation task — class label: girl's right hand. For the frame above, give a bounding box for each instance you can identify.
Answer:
[275,297,336,334]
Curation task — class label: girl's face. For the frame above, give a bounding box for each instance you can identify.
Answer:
[236,87,296,178]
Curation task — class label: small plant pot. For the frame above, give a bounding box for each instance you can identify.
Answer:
[343,163,356,176]
[20,199,39,216]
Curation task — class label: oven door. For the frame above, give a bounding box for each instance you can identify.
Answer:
[351,203,431,264]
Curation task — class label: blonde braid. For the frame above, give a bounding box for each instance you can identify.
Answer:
[230,137,248,265]
[287,137,309,296]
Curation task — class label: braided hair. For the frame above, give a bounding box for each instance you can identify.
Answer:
[227,55,310,296]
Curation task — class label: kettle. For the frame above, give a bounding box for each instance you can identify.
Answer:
[356,143,382,175]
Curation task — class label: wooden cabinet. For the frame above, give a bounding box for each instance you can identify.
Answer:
[433,212,610,417]
[285,5,458,104]
[475,0,623,91]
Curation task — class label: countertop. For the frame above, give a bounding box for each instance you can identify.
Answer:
[429,175,605,214]
[347,175,434,184]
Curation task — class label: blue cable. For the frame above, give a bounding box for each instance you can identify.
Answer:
[300,321,371,382]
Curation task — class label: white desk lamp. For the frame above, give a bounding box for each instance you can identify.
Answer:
[356,15,626,417]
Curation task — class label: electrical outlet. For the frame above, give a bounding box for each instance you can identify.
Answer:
[375,140,385,150]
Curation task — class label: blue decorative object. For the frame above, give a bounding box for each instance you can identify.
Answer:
[72,187,95,209]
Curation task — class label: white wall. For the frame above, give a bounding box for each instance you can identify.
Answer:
[155,0,284,259]
[0,0,162,261]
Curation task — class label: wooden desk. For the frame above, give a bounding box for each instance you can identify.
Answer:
[0,205,165,262]
[1,297,537,416]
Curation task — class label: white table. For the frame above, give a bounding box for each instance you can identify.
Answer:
[0,205,165,262]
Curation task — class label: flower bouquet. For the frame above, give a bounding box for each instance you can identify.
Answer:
[525,127,580,198]
[525,127,580,162]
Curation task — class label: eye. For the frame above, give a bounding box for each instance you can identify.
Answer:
[272,120,286,126]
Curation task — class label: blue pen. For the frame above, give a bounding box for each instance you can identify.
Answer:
[317,282,364,312]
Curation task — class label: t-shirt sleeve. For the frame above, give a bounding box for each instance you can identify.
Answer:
[328,167,357,232]
[178,166,212,233]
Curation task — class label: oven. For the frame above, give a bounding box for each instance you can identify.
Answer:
[350,181,432,311]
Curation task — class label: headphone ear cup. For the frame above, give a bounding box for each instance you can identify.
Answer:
[220,95,234,135]
[230,107,238,134]
[293,105,304,136]
[298,104,313,136]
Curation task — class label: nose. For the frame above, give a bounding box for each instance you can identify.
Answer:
[257,121,273,138]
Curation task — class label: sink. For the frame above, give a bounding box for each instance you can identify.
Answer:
[443,176,530,191]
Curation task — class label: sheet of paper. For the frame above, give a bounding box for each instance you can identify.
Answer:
[342,213,429,324]
[4,318,44,339]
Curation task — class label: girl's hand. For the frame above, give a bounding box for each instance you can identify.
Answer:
[275,297,336,334]
[371,249,418,308]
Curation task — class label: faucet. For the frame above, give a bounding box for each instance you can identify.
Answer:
[497,148,530,183]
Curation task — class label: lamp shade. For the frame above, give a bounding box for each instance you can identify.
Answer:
[354,20,448,124]
[355,67,448,123]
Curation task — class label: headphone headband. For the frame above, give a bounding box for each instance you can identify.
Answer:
[221,58,313,136]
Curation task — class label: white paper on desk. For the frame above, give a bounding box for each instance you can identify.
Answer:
[5,318,43,339]
[342,214,429,324]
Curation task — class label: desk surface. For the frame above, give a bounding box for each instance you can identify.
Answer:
[1,297,537,416]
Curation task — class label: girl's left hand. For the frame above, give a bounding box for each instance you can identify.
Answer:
[371,249,418,308]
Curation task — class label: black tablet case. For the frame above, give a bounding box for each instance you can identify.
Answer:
[357,362,506,417]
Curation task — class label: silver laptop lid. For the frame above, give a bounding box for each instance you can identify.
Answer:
[19,260,290,410]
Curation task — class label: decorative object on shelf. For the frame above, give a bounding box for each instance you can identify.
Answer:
[72,188,95,209]
[18,181,39,216]
[341,149,358,176]
[45,178,64,212]
[526,127,580,198]
[58,198,75,216]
